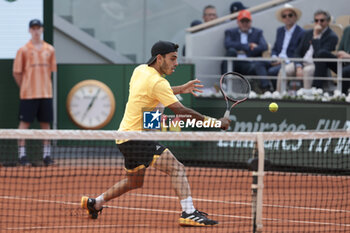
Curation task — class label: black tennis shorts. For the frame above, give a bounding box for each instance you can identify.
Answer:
[117,140,167,171]
[19,98,53,123]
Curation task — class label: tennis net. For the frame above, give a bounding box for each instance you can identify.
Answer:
[0,129,349,233]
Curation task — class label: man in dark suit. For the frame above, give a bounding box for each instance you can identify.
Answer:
[268,4,305,77]
[276,10,338,91]
[314,26,350,93]
[222,10,270,92]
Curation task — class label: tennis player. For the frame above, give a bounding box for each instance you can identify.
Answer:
[81,41,230,226]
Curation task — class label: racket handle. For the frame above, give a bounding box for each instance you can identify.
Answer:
[224,110,230,118]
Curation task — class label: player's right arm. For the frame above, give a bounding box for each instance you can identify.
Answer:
[168,101,230,130]
[152,78,230,130]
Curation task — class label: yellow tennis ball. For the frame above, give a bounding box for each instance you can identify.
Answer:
[269,102,278,112]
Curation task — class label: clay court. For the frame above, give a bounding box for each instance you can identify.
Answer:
[1,164,349,233]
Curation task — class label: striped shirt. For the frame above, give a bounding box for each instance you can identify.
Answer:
[13,40,57,99]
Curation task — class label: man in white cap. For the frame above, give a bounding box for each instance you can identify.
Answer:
[234,5,303,92]
[269,4,305,89]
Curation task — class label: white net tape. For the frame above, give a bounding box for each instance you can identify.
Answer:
[0,129,349,141]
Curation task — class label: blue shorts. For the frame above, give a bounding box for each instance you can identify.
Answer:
[19,98,53,123]
[117,140,167,172]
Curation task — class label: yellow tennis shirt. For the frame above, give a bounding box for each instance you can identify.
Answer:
[118,64,178,132]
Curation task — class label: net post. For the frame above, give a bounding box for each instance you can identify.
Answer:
[251,133,265,233]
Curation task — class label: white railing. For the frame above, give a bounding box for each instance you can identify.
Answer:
[184,56,350,94]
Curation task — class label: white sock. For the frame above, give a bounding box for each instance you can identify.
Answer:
[18,146,26,158]
[95,194,106,210]
[43,144,51,158]
[180,196,196,214]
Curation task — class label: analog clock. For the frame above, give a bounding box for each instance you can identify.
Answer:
[66,80,116,129]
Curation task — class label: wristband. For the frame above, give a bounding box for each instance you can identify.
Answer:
[204,116,221,127]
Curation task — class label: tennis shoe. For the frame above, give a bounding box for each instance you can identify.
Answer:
[19,156,31,167]
[81,196,103,219]
[179,210,218,226]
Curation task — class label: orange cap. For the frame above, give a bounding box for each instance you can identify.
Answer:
[237,10,252,21]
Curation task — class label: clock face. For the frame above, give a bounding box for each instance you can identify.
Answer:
[67,80,115,129]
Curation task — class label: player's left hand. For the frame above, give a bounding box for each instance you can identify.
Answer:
[181,79,203,96]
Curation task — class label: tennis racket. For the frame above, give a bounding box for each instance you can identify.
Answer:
[220,72,251,118]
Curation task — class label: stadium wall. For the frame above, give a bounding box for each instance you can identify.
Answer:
[0,62,194,129]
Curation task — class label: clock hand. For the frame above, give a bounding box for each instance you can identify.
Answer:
[81,88,101,122]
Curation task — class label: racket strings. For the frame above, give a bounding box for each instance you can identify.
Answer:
[221,73,250,101]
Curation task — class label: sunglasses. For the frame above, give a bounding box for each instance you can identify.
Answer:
[314,18,326,23]
[282,13,294,18]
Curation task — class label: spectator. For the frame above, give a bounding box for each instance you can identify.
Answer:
[12,19,57,166]
[183,5,217,57]
[189,5,217,27]
[203,5,217,23]
[230,1,247,14]
[314,25,350,94]
[222,10,271,93]
[276,10,338,91]
[267,4,304,89]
